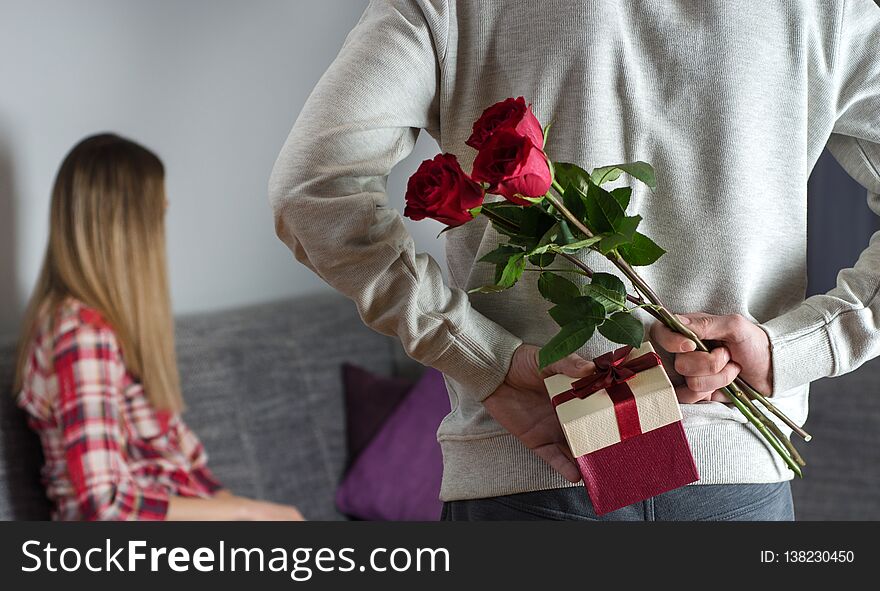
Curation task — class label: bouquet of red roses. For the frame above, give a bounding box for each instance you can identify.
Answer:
[404,97,809,480]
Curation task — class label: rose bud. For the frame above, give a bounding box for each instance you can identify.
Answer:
[404,153,485,226]
[471,128,552,205]
[465,96,544,151]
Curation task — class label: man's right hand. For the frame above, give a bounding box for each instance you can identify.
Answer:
[482,344,596,484]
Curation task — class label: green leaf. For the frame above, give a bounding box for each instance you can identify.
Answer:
[481,203,523,221]
[550,235,603,254]
[596,215,641,254]
[529,251,556,267]
[582,284,627,313]
[553,162,592,196]
[591,161,657,189]
[617,232,666,266]
[584,182,626,234]
[482,208,532,246]
[592,273,626,300]
[538,272,581,305]
[496,252,526,289]
[562,183,587,222]
[479,245,525,265]
[528,223,559,267]
[610,187,632,210]
[548,296,606,327]
[539,320,597,369]
[518,206,556,244]
[519,195,546,204]
[598,311,645,347]
[583,272,627,313]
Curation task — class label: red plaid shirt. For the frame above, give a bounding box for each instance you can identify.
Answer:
[17,299,222,521]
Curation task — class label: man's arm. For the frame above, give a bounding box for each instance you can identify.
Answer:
[268,0,522,401]
[760,0,880,394]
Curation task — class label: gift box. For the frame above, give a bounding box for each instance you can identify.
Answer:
[544,342,699,515]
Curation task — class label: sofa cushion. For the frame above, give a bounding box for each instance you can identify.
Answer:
[335,367,448,521]
[342,363,412,463]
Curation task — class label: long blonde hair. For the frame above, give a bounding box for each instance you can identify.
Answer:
[14,133,183,412]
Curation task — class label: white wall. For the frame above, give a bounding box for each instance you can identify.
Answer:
[0,0,446,339]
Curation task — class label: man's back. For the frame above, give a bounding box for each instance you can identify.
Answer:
[270,0,880,503]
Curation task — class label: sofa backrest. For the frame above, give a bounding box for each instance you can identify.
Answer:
[0,339,49,520]
[0,293,404,521]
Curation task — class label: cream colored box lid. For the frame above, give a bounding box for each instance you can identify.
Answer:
[543,341,683,457]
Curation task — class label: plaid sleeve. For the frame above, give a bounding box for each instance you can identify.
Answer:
[54,318,170,521]
[177,420,223,494]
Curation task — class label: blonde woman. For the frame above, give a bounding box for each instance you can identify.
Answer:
[15,134,304,521]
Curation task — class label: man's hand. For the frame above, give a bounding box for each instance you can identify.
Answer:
[482,344,595,483]
[650,313,773,403]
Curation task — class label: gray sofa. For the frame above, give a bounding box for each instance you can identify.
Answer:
[1,293,878,520]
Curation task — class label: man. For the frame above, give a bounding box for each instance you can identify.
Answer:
[270,0,880,520]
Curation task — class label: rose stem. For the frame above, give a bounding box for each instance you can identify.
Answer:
[557,252,644,306]
[544,186,806,473]
[734,378,812,441]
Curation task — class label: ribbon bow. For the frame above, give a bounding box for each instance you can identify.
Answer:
[551,345,662,407]
[551,345,662,442]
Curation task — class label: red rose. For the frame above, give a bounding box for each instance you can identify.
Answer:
[466,97,544,151]
[471,128,552,205]
[404,153,485,226]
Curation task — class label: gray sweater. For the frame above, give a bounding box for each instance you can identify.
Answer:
[270,0,880,501]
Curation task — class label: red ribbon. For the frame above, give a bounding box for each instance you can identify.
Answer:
[551,345,662,442]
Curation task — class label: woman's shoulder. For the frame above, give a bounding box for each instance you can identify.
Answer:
[51,298,118,347]
[18,299,122,417]
[57,297,112,330]
[25,298,124,373]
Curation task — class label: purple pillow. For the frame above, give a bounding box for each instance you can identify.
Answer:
[342,363,412,464]
[336,367,450,521]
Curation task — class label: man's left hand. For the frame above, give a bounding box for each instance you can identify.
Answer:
[650,313,773,403]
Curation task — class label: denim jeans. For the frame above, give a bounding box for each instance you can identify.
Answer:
[441,482,794,521]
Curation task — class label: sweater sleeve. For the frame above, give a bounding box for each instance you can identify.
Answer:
[759,0,880,394]
[269,0,522,401]
[177,419,223,494]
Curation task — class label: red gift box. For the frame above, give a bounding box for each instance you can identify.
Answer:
[544,342,699,515]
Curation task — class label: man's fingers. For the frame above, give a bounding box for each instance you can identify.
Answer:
[650,316,697,353]
[684,361,741,393]
[652,313,754,354]
[674,347,731,376]
[710,389,732,403]
[539,352,595,379]
[533,443,582,483]
[675,385,733,404]
[679,312,749,343]
[674,385,714,403]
